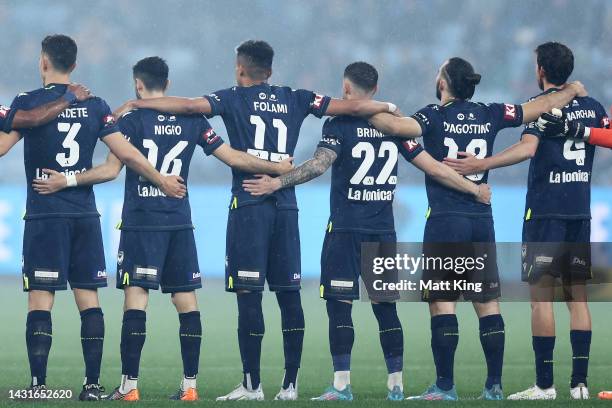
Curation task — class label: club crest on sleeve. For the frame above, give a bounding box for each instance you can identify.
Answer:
[403,140,420,152]
[313,93,324,109]
[103,115,115,126]
[203,128,219,144]
[602,117,610,129]
[503,103,516,120]
[0,105,10,118]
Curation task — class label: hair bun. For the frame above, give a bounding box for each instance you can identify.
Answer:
[467,73,481,85]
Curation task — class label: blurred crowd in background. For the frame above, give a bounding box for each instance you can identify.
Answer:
[1,0,611,185]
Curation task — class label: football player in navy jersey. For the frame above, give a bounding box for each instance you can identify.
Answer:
[0,83,96,156]
[446,43,608,401]
[0,35,186,401]
[33,56,293,402]
[368,57,584,401]
[242,62,490,401]
[113,40,400,401]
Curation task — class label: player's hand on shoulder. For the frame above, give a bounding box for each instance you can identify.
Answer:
[277,157,294,174]
[160,175,187,199]
[242,174,281,196]
[32,169,68,194]
[113,100,136,120]
[67,83,92,102]
[443,151,483,175]
[565,81,588,97]
[536,109,587,140]
[475,183,491,205]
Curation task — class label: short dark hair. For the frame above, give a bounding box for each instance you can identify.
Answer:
[236,40,274,79]
[535,42,574,86]
[344,62,378,92]
[41,34,77,73]
[442,57,481,100]
[133,56,169,91]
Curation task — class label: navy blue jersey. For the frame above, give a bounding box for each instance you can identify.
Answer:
[204,84,331,209]
[11,84,119,219]
[523,89,609,220]
[118,109,224,231]
[411,100,524,217]
[318,116,424,233]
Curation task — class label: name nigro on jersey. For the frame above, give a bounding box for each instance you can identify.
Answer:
[155,125,182,135]
[549,170,590,184]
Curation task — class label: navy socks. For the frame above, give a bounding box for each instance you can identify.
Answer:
[26,310,53,387]
[237,292,265,390]
[80,307,104,385]
[570,330,591,388]
[326,300,354,372]
[479,314,505,389]
[372,302,403,374]
[120,309,146,379]
[431,314,459,391]
[179,311,202,378]
[276,291,304,389]
[533,336,555,389]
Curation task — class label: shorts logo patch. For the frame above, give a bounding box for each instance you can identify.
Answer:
[535,255,553,265]
[117,251,124,266]
[192,272,201,280]
[135,267,158,280]
[237,270,260,279]
[572,257,587,266]
[330,280,354,288]
[34,270,59,280]
[97,270,107,278]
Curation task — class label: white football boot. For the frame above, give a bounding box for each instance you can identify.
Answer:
[508,384,556,400]
[570,383,589,400]
[274,383,297,400]
[216,383,264,401]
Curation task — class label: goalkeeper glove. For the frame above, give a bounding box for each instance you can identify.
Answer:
[536,109,588,141]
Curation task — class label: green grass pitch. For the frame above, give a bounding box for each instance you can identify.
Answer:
[1,277,611,407]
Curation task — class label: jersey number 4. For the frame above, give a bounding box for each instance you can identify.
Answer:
[350,141,398,185]
[563,139,585,165]
[444,137,487,181]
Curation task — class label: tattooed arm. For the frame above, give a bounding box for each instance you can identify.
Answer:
[242,147,337,195]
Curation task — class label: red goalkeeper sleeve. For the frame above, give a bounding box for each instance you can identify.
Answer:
[588,127,612,148]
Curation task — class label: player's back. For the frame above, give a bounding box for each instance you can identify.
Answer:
[118,108,223,230]
[12,83,117,219]
[205,83,330,209]
[524,90,609,219]
[413,99,523,217]
[320,115,422,234]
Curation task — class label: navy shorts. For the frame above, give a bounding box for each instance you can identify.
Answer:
[116,229,201,293]
[522,218,591,283]
[22,217,107,292]
[421,215,500,302]
[320,230,398,301]
[225,200,300,292]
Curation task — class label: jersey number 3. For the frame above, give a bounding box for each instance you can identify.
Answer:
[56,122,81,167]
